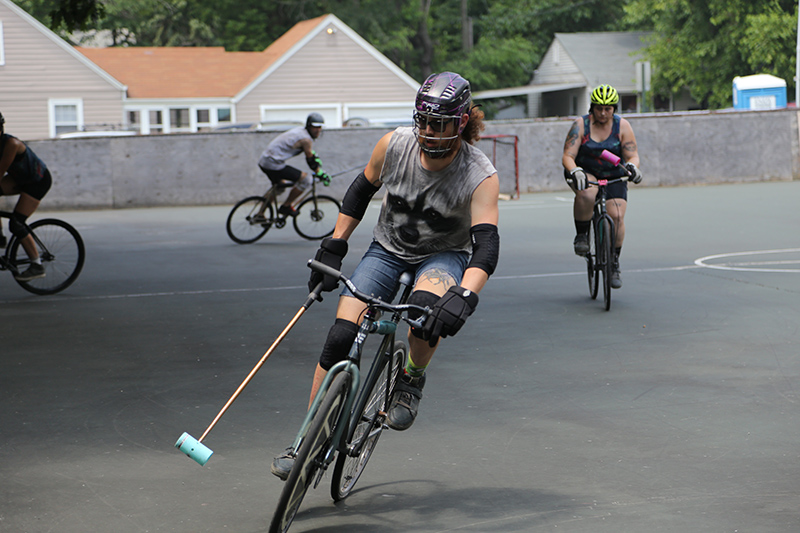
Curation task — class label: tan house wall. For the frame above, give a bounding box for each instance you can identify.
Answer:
[237,29,417,126]
[0,0,125,140]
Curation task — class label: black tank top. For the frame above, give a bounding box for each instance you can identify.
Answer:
[575,115,627,179]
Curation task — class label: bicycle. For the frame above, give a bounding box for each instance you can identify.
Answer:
[226,173,340,244]
[0,210,85,295]
[269,260,429,533]
[583,149,631,311]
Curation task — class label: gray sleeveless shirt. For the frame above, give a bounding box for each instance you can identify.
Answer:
[373,127,496,263]
[259,126,312,170]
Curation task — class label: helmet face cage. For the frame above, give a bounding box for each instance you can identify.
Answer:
[590,84,619,107]
[413,72,471,158]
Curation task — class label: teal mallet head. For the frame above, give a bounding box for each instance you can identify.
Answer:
[175,432,214,466]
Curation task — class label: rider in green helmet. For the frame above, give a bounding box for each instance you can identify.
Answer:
[561,84,642,289]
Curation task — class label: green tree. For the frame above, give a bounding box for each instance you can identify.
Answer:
[624,0,797,108]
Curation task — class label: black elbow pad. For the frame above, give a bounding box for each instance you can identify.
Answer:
[467,223,499,276]
[340,172,380,220]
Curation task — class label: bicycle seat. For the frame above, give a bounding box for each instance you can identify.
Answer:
[273,179,295,189]
[398,271,414,288]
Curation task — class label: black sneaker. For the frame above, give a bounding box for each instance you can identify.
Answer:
[573,233,590,256]
[386,373,425,431]
[15,263,45,281]
[610,261,622,289]
[270,447,294,481]
[278,205,298,217]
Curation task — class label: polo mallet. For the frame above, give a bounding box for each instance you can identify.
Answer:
[599,149,632,176]
[329,163,367,178]
[175,283,323,465]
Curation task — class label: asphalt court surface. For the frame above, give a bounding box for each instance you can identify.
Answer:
[1,180,799,532]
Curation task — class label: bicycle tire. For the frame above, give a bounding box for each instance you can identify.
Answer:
[587,218,598,300]
[330,340,406,501]
[10,219,85,295]
[600,217,613,311]
[269,372,350,533]
[226,196,273,244]
[292,195,340,240]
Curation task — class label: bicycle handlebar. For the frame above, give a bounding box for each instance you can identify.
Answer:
[307,259,430,328]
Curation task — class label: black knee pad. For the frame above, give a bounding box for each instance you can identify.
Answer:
[9,212,29,238]
[319,318,358,371]
[407,290,440,339]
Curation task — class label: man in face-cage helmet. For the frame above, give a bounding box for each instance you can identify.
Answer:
[562,84,642,289]
[270,72,501,480]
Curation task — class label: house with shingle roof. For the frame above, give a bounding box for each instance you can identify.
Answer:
[79,14,420,134]
[0,0,127,140]
[0,4,419,139]
[474,31,698,118]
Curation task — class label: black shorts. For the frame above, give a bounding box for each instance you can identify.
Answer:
[14,169,52,200]
[260,164,302,185]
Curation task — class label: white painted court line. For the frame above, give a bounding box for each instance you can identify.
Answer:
[694,248,800,273]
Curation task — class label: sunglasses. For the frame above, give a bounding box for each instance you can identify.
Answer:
[414,113,455,133]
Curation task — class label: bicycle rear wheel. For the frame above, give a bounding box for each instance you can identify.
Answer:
[226,196,273,244]
[293,195,340,240]
[331,340,406,501]
[269,372,350,533]
[599,217,613,311]
[587,219,598,300]
[10,219,85,295]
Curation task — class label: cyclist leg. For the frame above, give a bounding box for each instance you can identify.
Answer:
[606,181,628,288]
[387,250,469,431]
[567,169,597,255]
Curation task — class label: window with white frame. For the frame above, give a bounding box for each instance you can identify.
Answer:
[1,21,6,66]
[49,99,84,137]
[149,110,163,133]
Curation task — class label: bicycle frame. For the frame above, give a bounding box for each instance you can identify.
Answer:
[286,269,418,475]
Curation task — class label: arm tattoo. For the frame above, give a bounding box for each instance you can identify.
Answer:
[622,141,637,155]
[564,123,580,149]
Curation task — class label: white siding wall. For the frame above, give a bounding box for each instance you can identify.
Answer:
[238,29,417,127]
[0,1,125,140]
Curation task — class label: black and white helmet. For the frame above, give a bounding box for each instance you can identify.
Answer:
[413,72,471,158]
[306,112,324,129]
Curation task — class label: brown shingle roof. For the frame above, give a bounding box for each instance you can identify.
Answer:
[77,15,328,99]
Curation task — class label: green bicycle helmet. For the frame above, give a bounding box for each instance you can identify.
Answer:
[590,84,619,106]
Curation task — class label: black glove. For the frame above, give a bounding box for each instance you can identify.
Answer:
[308,237,348,293]
[421,286,479,347]
[625,163,642,184]
[315,169,331,186]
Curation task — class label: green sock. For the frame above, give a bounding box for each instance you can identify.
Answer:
[404,358,427,378]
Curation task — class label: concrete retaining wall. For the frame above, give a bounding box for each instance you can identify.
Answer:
[15,108,799,210]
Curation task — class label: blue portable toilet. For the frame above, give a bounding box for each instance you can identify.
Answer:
[732,74,787,110]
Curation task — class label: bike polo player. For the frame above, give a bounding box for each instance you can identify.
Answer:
[257,112,331,218]
[562,84,642,288]
[0,112,52,281]
[271,72,500,480]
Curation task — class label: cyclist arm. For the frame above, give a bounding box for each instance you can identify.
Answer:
[295,137,315,160]
[331,131,392,241]
[619,118,640,167]
[0,136,24,178]
[562,117,583,172]
[460,174,500,294]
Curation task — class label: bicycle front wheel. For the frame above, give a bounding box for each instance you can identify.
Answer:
[599,217,613,311]
[331,340,406,501]
[10,219,85,295]
[293,195,340,240]
[587,219,598,300]
[270,372,351,533]
[226,196,273,244]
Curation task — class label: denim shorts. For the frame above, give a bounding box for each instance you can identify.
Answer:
[341,241,469,302]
